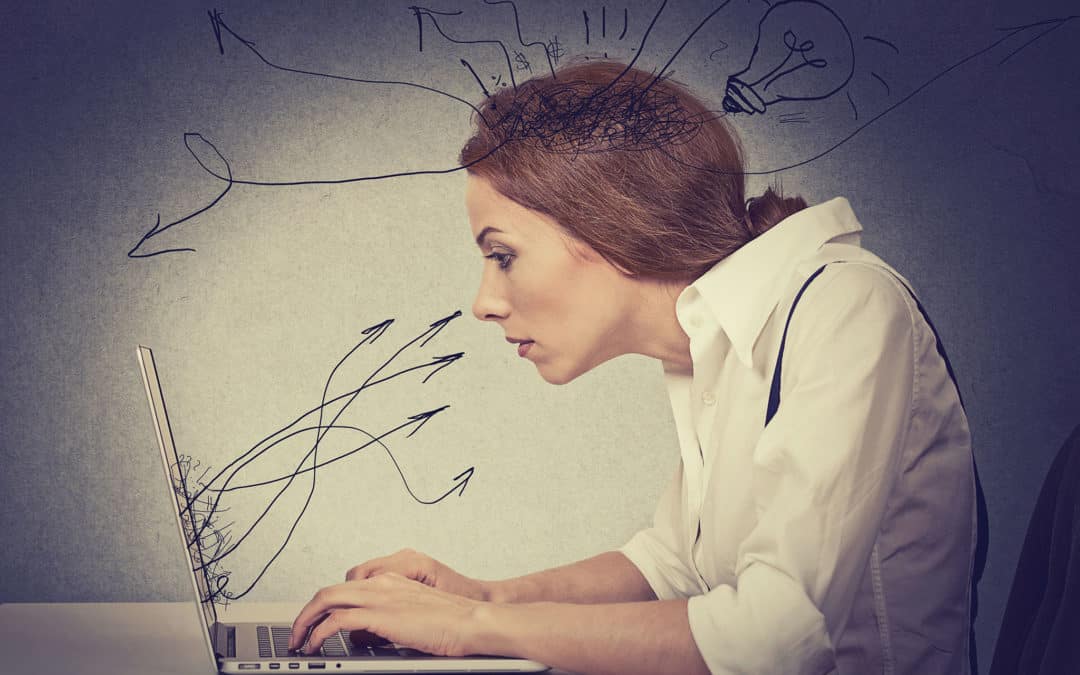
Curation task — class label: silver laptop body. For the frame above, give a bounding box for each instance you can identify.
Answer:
[137,345,549,674]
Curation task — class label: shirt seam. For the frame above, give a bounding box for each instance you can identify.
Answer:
[870,542,895,674]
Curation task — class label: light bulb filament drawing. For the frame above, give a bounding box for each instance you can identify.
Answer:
[722,0,854,115]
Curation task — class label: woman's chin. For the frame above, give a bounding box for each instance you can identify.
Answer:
[534,359,582,386]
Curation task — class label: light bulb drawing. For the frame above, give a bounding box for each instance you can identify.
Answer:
[722,0,854,115]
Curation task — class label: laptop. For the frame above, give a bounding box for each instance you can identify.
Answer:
[137,345,550,674]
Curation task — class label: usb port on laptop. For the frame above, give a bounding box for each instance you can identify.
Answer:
[308,664,326,670]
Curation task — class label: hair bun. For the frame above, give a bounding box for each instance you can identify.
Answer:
[746,187,808,236]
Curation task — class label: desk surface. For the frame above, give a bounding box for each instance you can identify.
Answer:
[0,602,575,675]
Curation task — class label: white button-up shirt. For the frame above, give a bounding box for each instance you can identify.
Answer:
[620,198,978,674]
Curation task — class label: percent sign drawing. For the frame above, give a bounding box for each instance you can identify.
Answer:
[169,310,470,608]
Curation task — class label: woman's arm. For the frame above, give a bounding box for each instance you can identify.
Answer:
[290,572,705,674]
[342,548,657,605]
[484,550,658,604]
[472,598,709,675]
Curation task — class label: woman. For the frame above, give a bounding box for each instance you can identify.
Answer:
[289,60,983,674]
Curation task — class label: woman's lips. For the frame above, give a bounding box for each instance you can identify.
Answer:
[506,337,535,358]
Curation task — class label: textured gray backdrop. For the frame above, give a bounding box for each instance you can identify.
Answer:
[2,0,1078,670]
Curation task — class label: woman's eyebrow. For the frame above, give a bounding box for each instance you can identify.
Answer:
[475,226,505,248]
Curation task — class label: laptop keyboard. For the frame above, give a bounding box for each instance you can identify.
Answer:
[257,625,428,659]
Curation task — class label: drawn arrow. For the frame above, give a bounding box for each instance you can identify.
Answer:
[214,406,451,492]
[127,133,233,258]
[185,313,462,514]
[405,466,475,505]
[405,405,449,437]
[360,318,394,345]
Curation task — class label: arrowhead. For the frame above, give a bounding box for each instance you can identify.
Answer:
[422,352,465,383]
[128,213,198,258]
[432,352,465,364]
[405,405,450,437]
[360,319,394,345]
[420,310,462,347]
[452,466,474,497]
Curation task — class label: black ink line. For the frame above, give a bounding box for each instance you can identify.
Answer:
[411,5,518,89]
[603,6,606,39]
[870,71,889,95]
[584,9,590,45]
[482,0,556,77]
[708,43,729,60]
[413,6,423,51]
[995,15,1077,65]
[846,91,857,120]
[590,0,668,100]
[128,133,231,258]
[461,58,491,97]
[863,34,900,54]
[643,1,733,96]
[209,10,485,121]
[619,7,628,40]
[778,111,808,123]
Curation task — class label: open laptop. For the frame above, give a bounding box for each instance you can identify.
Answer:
[137,345,549,674]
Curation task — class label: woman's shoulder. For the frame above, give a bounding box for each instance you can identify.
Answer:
[784,254,919,329]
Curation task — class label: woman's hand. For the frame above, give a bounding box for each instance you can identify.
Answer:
[343,548,492,602]
[288,572,487,657]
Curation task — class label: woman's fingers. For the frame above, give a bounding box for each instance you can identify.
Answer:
[304,608,379,655]
[289,582,372,650]
[288,573,480,658]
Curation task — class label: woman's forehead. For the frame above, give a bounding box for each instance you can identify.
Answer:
[466,174,567,245]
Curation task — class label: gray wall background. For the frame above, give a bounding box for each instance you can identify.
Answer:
[2,0,1078,669]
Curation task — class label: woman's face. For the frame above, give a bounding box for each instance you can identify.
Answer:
[465,174,640,385]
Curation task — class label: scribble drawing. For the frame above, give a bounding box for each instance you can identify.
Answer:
[169,311,469,607]
[129,2,1077,257]
[721,0,853,115]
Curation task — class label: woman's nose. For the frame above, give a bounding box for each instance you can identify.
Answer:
[472,268,509,322]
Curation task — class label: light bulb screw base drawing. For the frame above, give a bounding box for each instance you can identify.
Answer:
[722,77,767,114]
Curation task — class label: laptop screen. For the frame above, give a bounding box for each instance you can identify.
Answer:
[137,346,220,638]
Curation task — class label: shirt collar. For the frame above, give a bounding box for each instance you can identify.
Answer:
[677,197,863,368]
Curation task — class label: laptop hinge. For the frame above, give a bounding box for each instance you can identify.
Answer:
[212,622,237,658]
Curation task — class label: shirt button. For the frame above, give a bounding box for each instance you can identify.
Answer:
[702,391,716,406]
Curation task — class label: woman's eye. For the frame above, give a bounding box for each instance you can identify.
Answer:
[485,252,515,270]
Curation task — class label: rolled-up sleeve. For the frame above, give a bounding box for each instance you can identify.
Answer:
[620,461,703,600]
[687,266,918,674]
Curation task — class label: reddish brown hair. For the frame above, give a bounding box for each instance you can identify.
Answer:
[459,59,807,282]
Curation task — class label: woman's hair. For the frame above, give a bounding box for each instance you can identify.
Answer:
[458,59,807,282]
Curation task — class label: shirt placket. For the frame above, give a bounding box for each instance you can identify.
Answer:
[685,311,719,593]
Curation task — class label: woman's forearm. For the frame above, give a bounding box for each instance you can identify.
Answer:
[471,598,710,675]
[483,551,657,604]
